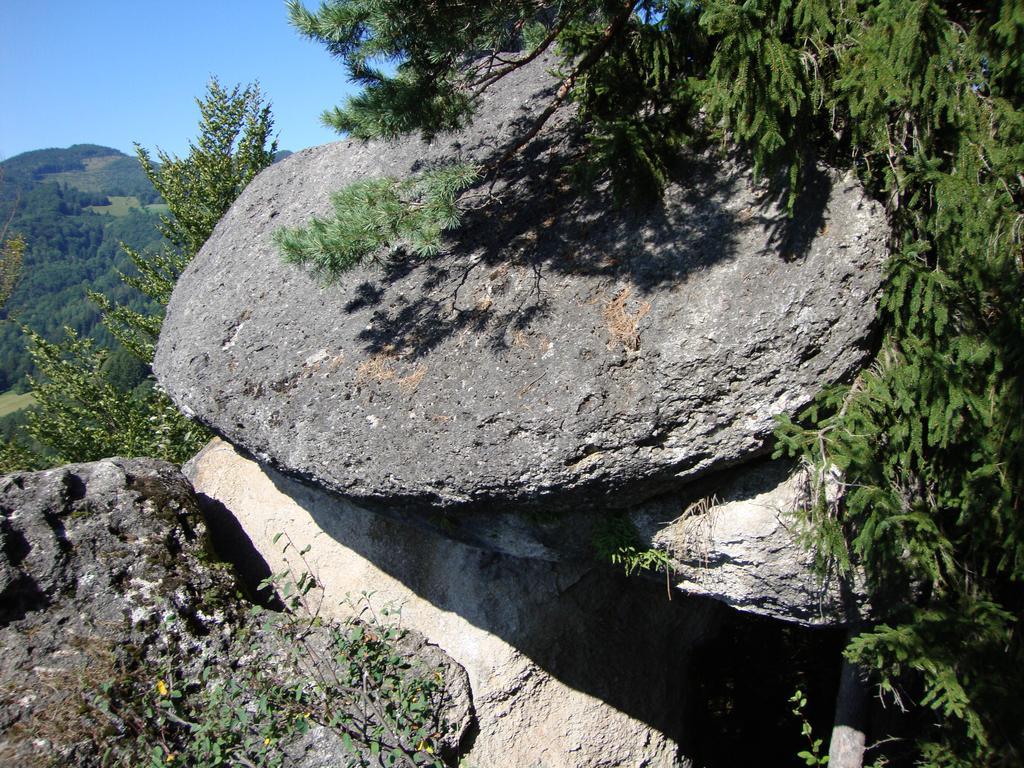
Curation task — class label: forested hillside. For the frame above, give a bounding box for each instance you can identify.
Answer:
[0,145,163,390]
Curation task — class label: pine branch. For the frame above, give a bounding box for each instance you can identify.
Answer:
[488,0,643,173]
[470,1,582,96]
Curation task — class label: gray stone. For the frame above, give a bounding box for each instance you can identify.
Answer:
[639,460,867,625]
[0,459,472,767]
[155,53,888,511]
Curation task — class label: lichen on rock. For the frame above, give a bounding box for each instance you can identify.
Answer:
[0,458,473,767]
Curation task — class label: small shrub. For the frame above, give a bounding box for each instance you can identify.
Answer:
[17,542,459,767]
[592,513,672,597]
[790,689,829,767]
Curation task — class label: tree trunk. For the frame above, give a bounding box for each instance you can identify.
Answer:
[828,636,870,768]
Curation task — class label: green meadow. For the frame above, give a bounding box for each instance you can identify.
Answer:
[87,195,169,217]
[0,390,36,418]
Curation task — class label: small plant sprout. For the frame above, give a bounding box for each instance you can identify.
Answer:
[790,689,829,766]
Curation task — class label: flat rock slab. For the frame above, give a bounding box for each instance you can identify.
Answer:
[188,439,867,627]
[184,438,719,767]
[155,55,888,510]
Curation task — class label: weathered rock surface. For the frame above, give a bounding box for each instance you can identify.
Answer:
[190,439,862,626]
[155,54,888,511]
[186,438,728,768]
[0,459,472,766]
[640,460,866,624]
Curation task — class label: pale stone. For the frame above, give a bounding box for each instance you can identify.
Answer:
[641,461,866,625]
[186,439,724,768]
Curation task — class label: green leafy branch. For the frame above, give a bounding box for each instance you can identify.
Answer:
[273,163,480,279]
[790,689,829,766]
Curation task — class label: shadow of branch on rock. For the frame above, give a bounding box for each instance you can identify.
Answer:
[338,126,757,361]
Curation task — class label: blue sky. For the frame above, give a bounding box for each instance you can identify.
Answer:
[0,1,358,160]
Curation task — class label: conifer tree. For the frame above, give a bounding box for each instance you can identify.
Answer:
[286,2,1024,764]
[1,80,277,469]
[94,79,277,362]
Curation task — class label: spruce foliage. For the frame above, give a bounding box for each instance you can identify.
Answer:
[286,0,539,139]
[290,1,1023,763]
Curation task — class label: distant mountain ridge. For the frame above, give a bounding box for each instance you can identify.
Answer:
[1,144,159,200]
[0,143,297,394]
[0,145,165,391]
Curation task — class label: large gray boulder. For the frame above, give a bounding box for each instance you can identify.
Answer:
[155,54,887,511]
